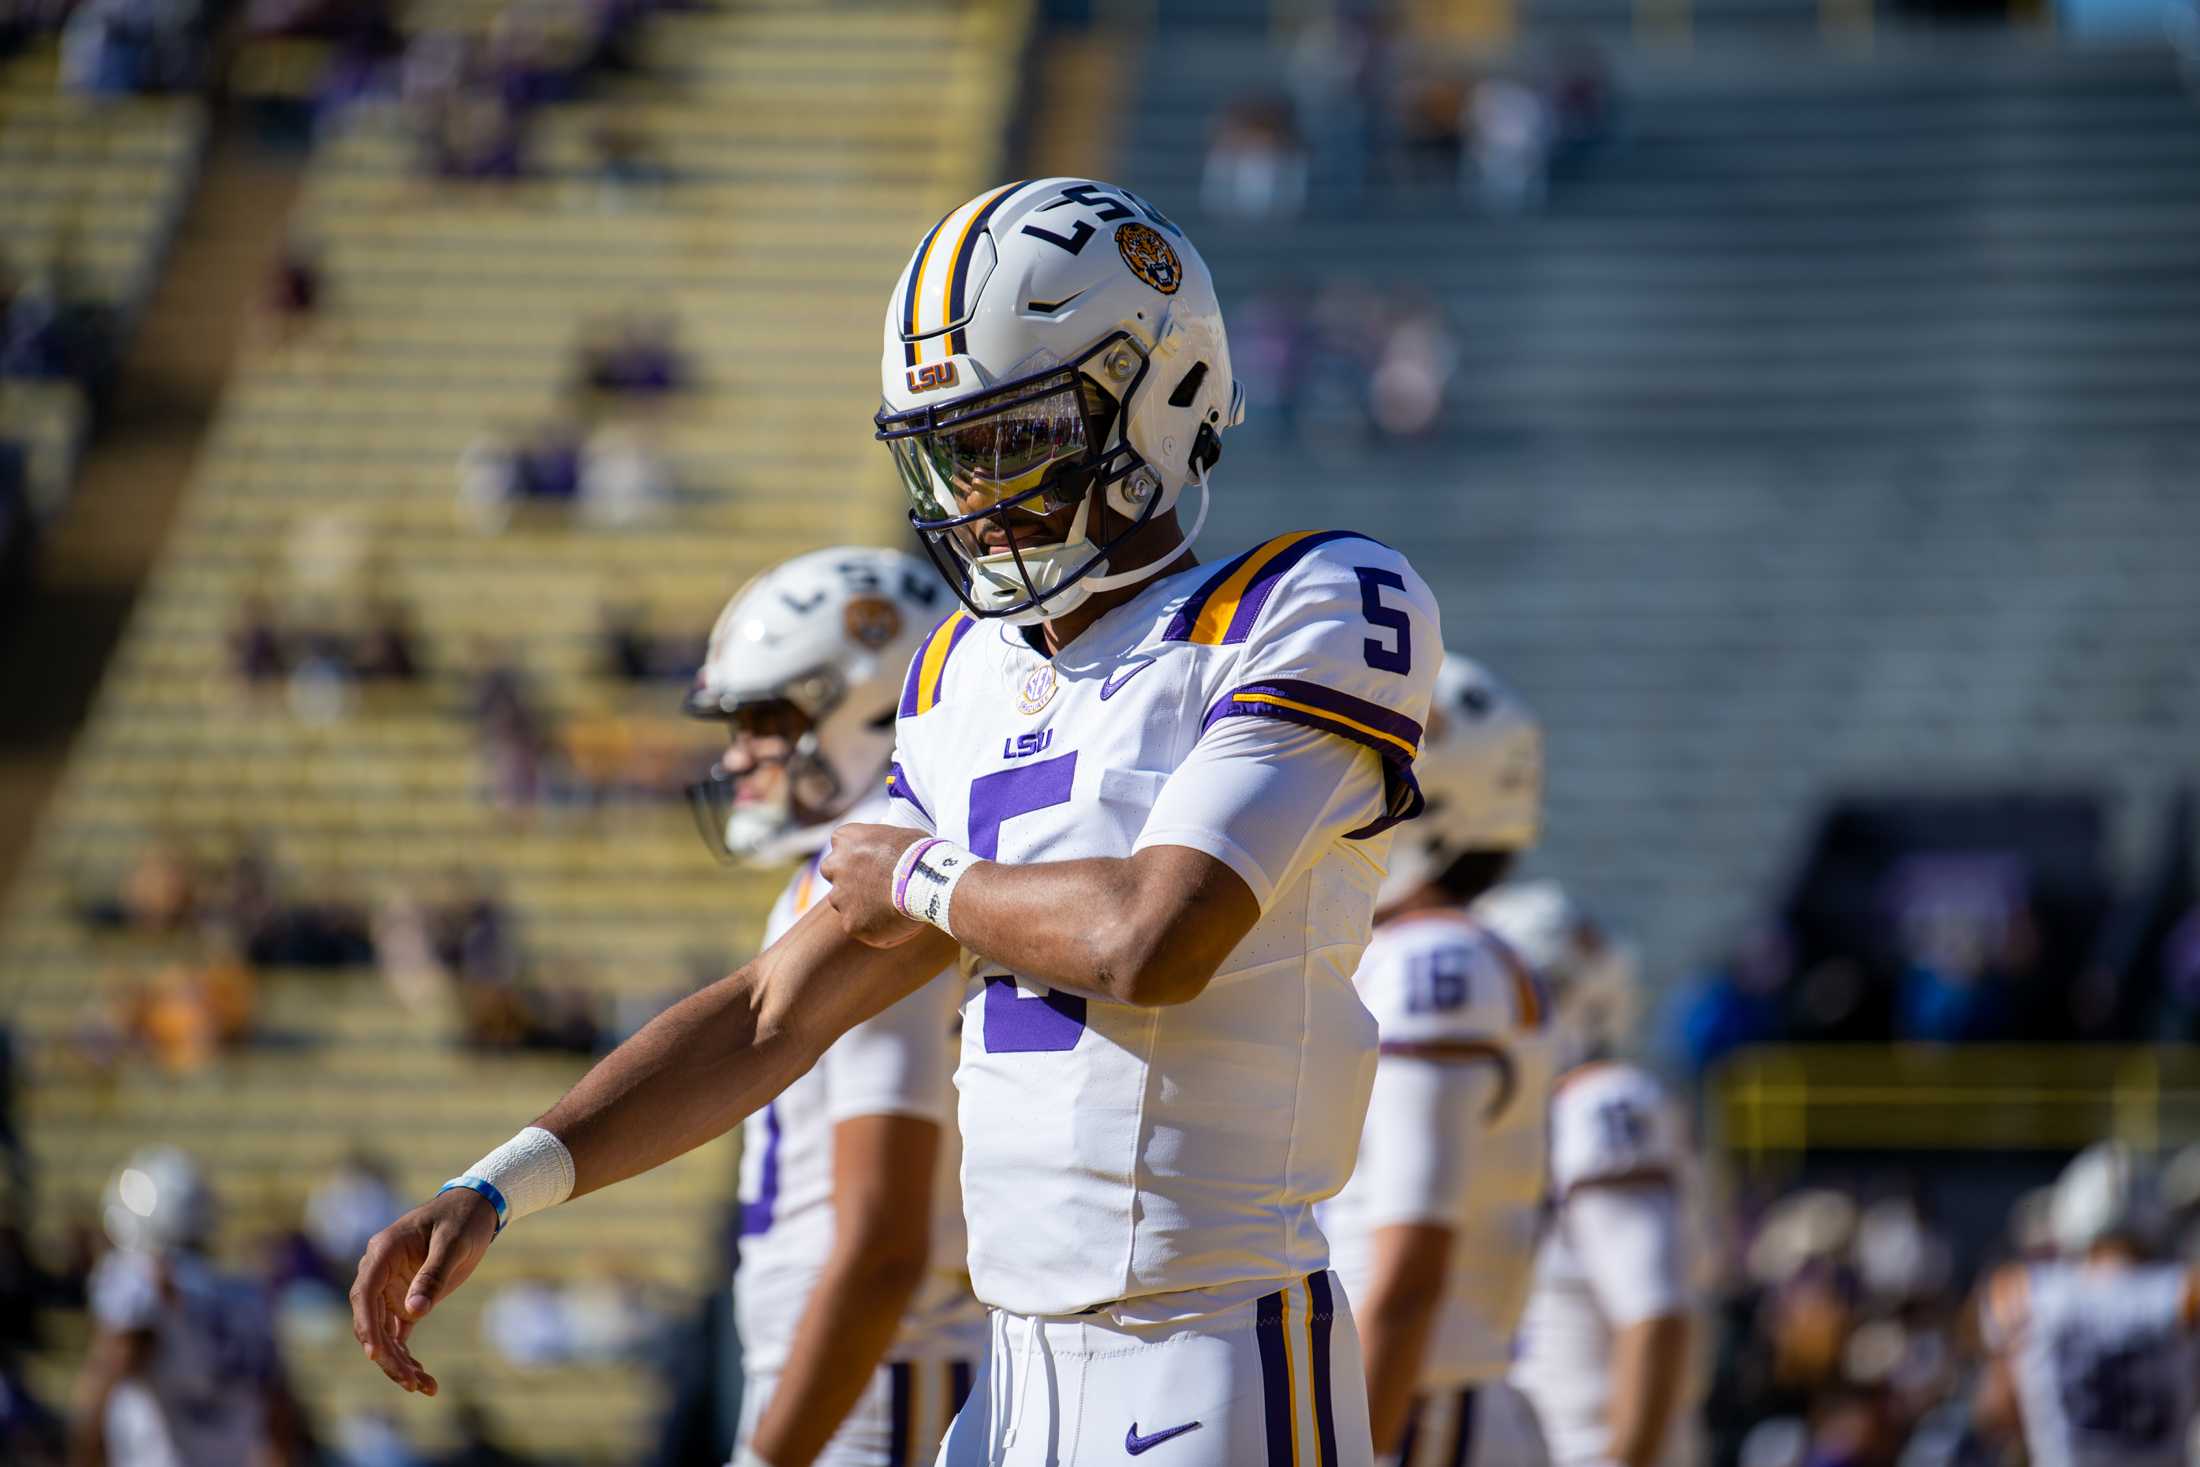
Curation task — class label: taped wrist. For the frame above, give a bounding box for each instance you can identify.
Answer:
[889,837,981,938]
[457,1125,575,1229]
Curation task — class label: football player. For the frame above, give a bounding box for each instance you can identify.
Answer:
[1316,656,1556,1467]
[1976,1142,2200,1466]
[1485,885,1703,1467]
[352,178,1443,1467]
[685,548,985,1467]
[71,1148,306,1467]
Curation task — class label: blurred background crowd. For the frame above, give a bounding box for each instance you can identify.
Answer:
[2,0,2198,1462]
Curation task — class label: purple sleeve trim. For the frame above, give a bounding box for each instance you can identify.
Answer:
[1200,677,1425,751]
[1200,679,1427,840]
[886,762,932,823]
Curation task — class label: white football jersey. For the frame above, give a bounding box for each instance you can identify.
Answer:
[734,797,984,1373]
[1513,1062,1703,1467]
[88,1249,279,1467]
[1319,911,1556,1388]
[1982,1259,2200,1467]
[886,530,1442,1317]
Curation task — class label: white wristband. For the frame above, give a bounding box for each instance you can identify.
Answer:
[461,1125,575,1228]
[890,837,980,938]
[730,1448,777,1467]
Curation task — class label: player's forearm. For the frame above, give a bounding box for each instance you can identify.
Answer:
[1358,1288,1442,1453]
[1606,1313,1690,1467]
[749,1242,931,1467]
[534,962,809,1198]
[950,845,1252,1007]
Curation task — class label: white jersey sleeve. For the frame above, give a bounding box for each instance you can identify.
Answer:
[1548,1062,1687,1194]
[1567,1184,1686,1326]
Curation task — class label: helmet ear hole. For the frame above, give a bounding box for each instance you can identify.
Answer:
[1166,361,1209,408]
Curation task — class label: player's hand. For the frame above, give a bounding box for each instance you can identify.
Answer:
[349,1186,497,1396]
[820,822,932,947]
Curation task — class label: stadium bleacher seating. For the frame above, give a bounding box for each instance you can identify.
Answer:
[1,1,1030,1457]
[1129,33,2200,982]
[0,41,206,519]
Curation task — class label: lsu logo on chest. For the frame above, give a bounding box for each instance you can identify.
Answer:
[1001,729,1055,760]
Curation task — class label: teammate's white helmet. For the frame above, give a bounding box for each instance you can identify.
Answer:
[2049,1141,2165,1256]
[102,1146,216,1255]
[684,547,945,863]
[874,179,1243,626]
[1375,653,1542,909]
[1475,879,1642,1064]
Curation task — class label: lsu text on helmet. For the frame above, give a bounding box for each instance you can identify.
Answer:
[1375,652,1543,910]
[102,1145,217,1256]
[684,547,944,863]
[875,179,1244,626]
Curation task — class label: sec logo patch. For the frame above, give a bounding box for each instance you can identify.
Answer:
[1116,223,1182,296]
[1016,662,1058,716]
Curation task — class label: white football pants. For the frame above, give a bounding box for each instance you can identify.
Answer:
[935,1270,1375,1467]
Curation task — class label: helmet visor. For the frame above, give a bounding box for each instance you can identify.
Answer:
[886,372,1093,523]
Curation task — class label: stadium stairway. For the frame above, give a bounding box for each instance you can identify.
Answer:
[1125,36,2200,983]
[2,1,1031,1459]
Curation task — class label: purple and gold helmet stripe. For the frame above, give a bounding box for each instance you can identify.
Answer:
[897,610,975,718]
[902,209,951,368]
[944,179,1030,356]
[1163,530,1382,646]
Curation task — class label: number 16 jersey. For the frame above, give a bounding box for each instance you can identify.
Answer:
[885,531,1442,1319]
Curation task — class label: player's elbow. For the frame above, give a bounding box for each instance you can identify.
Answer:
[833,1214,932,1301]
[1097,924,1217,1008]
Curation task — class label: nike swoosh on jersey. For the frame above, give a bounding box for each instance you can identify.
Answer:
[1125,1420,1203,1455]
[1099,654,1159,701]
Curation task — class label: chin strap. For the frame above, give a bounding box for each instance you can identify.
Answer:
[1079,463,1209,593]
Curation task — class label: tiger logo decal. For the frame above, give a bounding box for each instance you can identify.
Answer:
[1115,223,1182,296]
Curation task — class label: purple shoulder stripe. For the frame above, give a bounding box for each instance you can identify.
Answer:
[1160,540,1264,643]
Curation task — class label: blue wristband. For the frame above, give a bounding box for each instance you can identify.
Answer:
[438,1176,509,1235]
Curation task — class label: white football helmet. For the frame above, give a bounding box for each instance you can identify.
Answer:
[1375,652,1543,909]
[874,178,1244,626]
[684,547,945,863]
[1475,879,1643,1066]
[2050,1141,2165,1256]
[102,1146,216,1255]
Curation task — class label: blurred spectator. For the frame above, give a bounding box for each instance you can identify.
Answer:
[1,265,115,399]
[1470,74,1554,213]
[590,117,671,207]
[1397,76,1469,188]
[471,659,550,809]
[59,0,207,96]
[1668,924,1794,1078]
[263,235,327,347]
[304,1153,403,1277]
[1232,289,1311,438]
[429,92,526,180]
[1286,14,1388,201]
[577,419,673,527]
[581,314,687,396]
[1366,292,1457,438]
[233,593,289,685]
[354,597,421,681]
[437,1400,533,1467]
[1888,854,2041,1044]
[600,606,702,683]
[480,1270,667,1367]
[458,419,594,530]
[334,1409,432,1467]
[1202,96,1307,222]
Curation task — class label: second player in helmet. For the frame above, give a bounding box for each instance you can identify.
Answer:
[1976,1142,2200,1467]
[1317,656,1556,1467]
[685,547,984,1467]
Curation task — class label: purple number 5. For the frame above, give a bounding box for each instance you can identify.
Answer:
[969,752,1087,1053]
